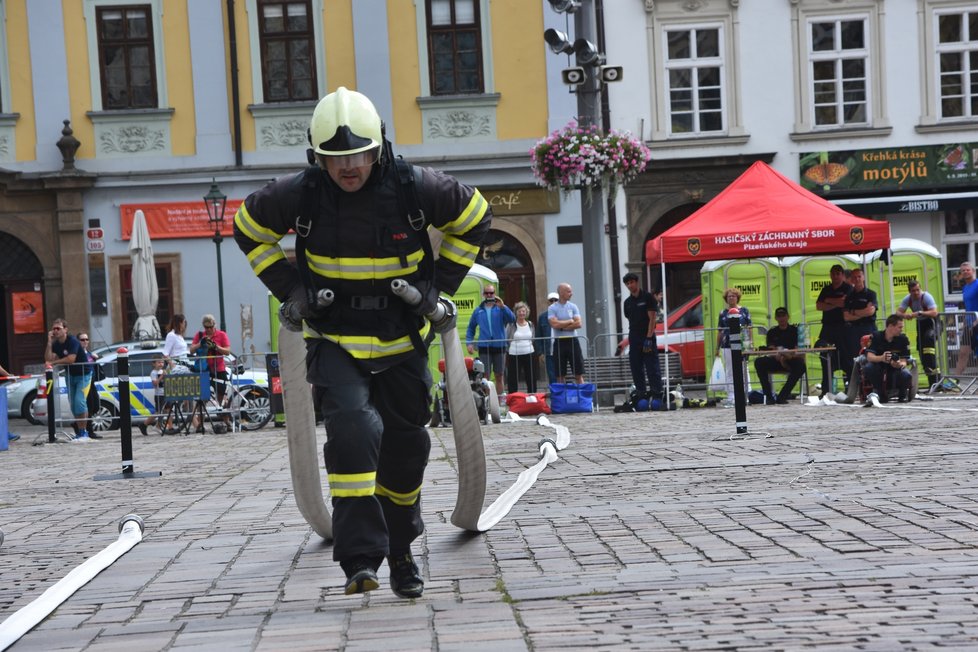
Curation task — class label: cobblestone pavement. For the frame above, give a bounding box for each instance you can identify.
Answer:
[2,395,978,651]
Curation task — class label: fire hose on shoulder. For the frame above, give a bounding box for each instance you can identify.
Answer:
[279,279,570,537]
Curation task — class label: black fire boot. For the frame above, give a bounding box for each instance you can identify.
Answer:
[341,556,381,595]
[388,552,424,599]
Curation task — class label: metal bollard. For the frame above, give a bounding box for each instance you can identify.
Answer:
[45,364,56,444]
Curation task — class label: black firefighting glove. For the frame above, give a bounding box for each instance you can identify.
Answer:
[411,279,441,318]
[280,286,314,332]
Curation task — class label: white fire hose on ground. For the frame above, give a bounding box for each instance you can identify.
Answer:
[279,279,570,537]
[0,515,145,651]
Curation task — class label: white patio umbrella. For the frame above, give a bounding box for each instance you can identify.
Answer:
[129,209,161,339]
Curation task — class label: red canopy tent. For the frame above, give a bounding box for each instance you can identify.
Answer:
[642,161,891,395]
[645,161,890,265]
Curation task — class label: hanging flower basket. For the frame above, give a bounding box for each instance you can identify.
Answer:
[530,121,651,203]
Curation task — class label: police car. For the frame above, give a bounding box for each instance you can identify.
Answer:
[33,341,270,432]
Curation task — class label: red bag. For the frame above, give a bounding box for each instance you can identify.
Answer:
[506,392,551,416]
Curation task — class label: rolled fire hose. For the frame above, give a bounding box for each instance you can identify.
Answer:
[280,280,569,538]
[0,515,145,651]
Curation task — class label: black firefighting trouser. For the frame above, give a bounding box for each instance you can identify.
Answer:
[307,338,432,563]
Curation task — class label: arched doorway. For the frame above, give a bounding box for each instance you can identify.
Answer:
[645,203,704,308]
[478,229,537,316]
[0,232,47,373]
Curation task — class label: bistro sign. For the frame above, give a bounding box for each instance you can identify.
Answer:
[799,142,978,195]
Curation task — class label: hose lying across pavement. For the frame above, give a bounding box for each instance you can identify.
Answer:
[0,515,145,651]
[279,281,571,538]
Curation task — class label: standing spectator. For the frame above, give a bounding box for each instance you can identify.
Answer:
[138,355,166,436]
[505,301,537,393]
[843,268,878,379]
[537,292,558,386]
[652,288,665,323]
[716,287,752,406]
[951,261,978,380]
[815,263,853,396]
[44,318,93,440]
[77,332,104,438]
[753,307,807,404]
[549,283,586,385]
[864,314,913,403]
[466,284,514,397]
[898,280,940,390]
[622,273,662,402]
[190,315,231,403]
[162,314,190,369]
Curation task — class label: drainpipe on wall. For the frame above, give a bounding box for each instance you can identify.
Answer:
[227,0,243,167]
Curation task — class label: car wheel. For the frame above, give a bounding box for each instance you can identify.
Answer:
[91,400,120,432]
[236,386,272,431]
[22,390,41,425]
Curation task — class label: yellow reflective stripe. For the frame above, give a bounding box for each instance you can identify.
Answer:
[921,346,936,355]
[306,249,424,280]
[441,191,488,235]
[303,321,431,360]
[328,471,376,497]
[375,482,421,506]
[248,243,288,275]
[235,204,284,244]
[438,234,480,267]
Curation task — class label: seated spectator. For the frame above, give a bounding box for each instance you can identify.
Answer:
[864,314,913,403]
[753,307,807,404]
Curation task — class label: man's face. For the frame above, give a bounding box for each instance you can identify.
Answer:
[850,270,865,289]
[624,279,639,295]
[560,285,572,301]
[830,268,845,286]
[909,285,922,299]
[775,311,789,327]
[886,320,904,338]
[960,263,975,282]
[319,148,379,193]
[482,286,497,306]
[51,323,66,342]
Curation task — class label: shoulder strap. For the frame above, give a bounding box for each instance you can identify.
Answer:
[294,166,321,306]
[393,157,435,282]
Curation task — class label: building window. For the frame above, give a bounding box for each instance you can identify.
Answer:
[944,208,978,296]
[808,17,869,128]
[258,0,316,102]
[664,26,724,134]
[96,5,158,109]
[936,9,978,120]
[426,0,483,95]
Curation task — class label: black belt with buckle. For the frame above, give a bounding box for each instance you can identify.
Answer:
[351,296,389,310]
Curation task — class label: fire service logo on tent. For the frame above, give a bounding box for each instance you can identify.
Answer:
[687,238,701,256]
[849,227,864,246]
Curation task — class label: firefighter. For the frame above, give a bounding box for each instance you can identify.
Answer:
[233,87,491,597]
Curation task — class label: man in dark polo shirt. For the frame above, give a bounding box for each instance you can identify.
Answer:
[815,264,852,397]
[843,268,878,383]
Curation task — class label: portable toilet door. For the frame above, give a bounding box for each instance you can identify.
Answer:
[781,253,861,393]
[700,258,782,364]
[866,238,945,316]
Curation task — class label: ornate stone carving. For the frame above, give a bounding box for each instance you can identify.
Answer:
[0,135,9,157]
[681,0,705,11]
[100,125,166,154]
[260,119,308,148]
[427,111,492,139]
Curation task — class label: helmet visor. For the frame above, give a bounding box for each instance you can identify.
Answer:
[317,148,380,171]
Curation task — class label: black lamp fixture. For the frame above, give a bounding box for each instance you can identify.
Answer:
[544,28,574,54]
[203,178,228,332]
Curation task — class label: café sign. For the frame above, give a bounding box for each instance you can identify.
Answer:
[799,142,978,196]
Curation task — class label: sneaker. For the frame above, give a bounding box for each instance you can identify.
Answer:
[388,553,424,599]
[940,377,961,392]
[864,392,879,407]
[75,431,91,441]
[341,557,380,595]
[138,422,148,436]
[7,433,20,442]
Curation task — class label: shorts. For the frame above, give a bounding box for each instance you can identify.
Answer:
[477,348,505,380]
[68,372,93,417]
[554,337,585,377]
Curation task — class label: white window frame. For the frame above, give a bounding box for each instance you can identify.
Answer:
[245,0,326,105]
[414,0,494,97]
[662,23,726,136]
[789,1,888,141]
[807,16,870,129]
[932,5,978,123]
[919,1,978,130]
[645,2,746,146]
[83,0,168,112]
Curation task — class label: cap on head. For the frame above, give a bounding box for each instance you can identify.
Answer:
[309,87,383,157]
[547,292,559,301]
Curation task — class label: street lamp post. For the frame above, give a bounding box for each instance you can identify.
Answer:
[203,179,228,332]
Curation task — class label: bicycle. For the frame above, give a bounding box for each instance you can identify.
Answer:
[155,361,272,434]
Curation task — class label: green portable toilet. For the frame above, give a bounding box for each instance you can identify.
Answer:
[865,238,945,316]
[427,263,499,382]
[700,258,783,363]
[781,253,861,393]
